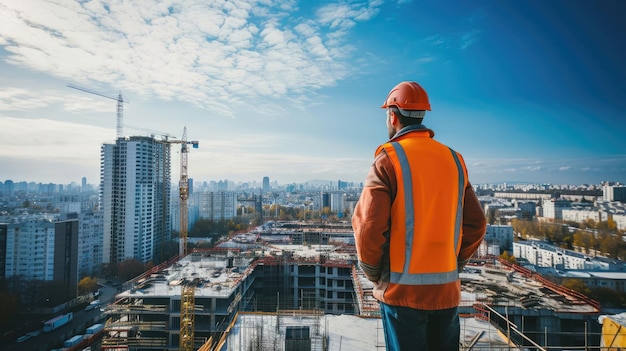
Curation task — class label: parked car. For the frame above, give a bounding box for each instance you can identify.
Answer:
[84,300,101,311]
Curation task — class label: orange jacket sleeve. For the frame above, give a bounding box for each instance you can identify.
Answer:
[352,151,396,282]
[458,183,487,266]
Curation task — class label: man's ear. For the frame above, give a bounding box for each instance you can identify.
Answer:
[389,110,399,126]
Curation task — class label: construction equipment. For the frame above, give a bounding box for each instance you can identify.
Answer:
[165,127,199,257]
[125,124,176,140]
[67,83,127,138]
[180,282,196,351]
[165,128,198,350]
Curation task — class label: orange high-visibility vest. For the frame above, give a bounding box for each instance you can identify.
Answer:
[376,130,468,285]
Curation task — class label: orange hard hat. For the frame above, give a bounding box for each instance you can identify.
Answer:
[381,81,431,111]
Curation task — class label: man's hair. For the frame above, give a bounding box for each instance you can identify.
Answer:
[389,106,424,125]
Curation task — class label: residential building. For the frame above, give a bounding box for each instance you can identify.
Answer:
[193,191,237,221]
[541,197,571,220]
[77,210,104,277]
[100,136,171,264]
[603,184,626,202]
[513,240,626,272]
[514,240,588,270]
[484,224,514,253]
[614,214,626,231]
[515,201,537,219]
[2,216,79,297]
[562,207,608,223]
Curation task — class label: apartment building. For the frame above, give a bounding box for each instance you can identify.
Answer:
[193,191,237,221]
[100,136,171,264]
[1,216,79,297]
[541,197,572,220]
[603,184,626,202]
[483,224,514,253]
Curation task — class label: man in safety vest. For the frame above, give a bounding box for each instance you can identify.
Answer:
[352,81,487,350]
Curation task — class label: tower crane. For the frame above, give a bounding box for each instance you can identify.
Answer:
[167,127,198,351]
[165,127,199,257]
[67,83,127,138]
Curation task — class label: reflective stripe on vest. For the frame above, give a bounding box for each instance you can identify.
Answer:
[388,142,466,285]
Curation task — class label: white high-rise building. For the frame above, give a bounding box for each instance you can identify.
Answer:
[100,136,171,264]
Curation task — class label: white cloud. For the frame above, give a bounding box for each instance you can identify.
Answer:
[460,29,481,50]
[0,116,113,160]
[0,0,382,117]
[0,88,58,110]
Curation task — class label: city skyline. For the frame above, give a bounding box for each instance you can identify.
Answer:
[1,1,625,186]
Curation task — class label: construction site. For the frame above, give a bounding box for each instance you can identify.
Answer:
[96,221,622,351]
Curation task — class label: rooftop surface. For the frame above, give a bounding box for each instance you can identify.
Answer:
[223,311,524,351]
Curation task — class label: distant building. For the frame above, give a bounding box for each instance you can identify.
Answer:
[100,136,171,264]
[320,192,330,210]
[614,214,626,231]
[0,224,6,280]
[516,201,537,219]
[562,208,608,223]
[484,224,514,253]
[263,176,270,193]
[337,180,348,190]
[194,191,237,221]
[329,192,344,215]
[2,216,79,297]
[541,198,571,221]
[514,240,587,270]
[513,240,626,272]
[551,270,626,293]
[603,184,626,202]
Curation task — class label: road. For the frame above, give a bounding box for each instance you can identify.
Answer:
[3,285,117,351]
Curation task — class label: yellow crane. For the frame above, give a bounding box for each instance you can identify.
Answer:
[165,127,198,257]
[165,128,198,351]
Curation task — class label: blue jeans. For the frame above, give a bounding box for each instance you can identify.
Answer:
[379,302,460,351]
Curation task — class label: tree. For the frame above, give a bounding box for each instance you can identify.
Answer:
[573,230,594,254]
[77,276,98,295]
[500,251,517,264]
[102,262,118,278]
[590,287,625,308]
[0,292,19,329]
[562,279,591,296]
[117,259,147,280]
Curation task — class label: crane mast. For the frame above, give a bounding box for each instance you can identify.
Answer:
[168,127,198,351]
[180,283,196,351]
[179,128,190,257]
[164,127,198,257]
[67,83,126,138]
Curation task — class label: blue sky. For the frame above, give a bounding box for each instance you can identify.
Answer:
[0,0,624,186]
